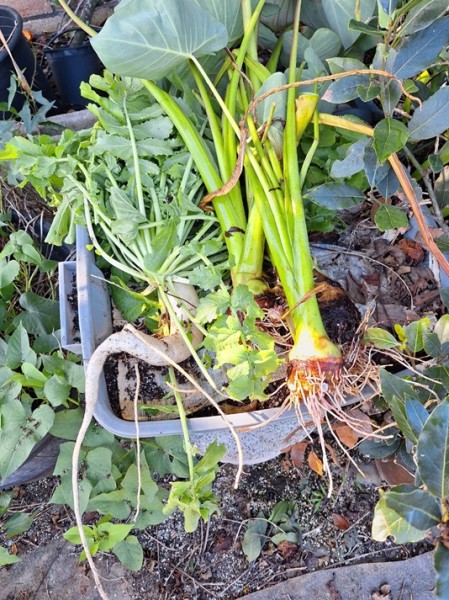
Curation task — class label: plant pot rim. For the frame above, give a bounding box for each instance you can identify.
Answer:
[0,6,23,64]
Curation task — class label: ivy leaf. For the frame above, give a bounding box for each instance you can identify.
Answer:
[14,293,60,336]
[374,205,408,231]
[112,535,144,571]
[417,400,449,498]
[373,119,408,162]
[372,485,441,543]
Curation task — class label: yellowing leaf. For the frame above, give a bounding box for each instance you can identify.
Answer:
[307,450,323,476]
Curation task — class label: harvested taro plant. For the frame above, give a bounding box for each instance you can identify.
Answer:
[3,0,449,597]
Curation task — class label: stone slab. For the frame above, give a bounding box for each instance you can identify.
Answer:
[239,552,435,600]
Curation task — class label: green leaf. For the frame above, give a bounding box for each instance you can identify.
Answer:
[330,139,370,178]
[63,525,95,546]
[379,0,398,16]
[321,0,376,48]
[392,18,449,79]
[435,315,449,345]
[51,474,92,514]
[87,489,131,520]
[434,544,449,599]
[0,260,19,289]
[242,517,268,562]
[322,75,368,103]
[44,375,72,407]
[50,408,83,440]
[405,399,429,441]
[195,441,226,473]
[3,511,35,538]
[363,327,400,350]
[373,119,409,162]
[0,546,21,566]
[305,183,365,209]
[91,0,228,79]
[372,485,441,543]
[85,447,115,494]
[0,402,54,479]
[14,293,60,336]
[112,536,144,571]
[4,324,36,369]
[403,318,432,353]
[408,87,449,141]
[374,205,409,231]
[399,0,449,36]
[97,523,133,552]
[417,399,449,498]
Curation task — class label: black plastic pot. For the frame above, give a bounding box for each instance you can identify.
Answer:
[44,29,102,111]
[0,5,54,116]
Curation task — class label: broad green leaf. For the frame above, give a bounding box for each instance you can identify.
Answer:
[271,531,299,545]
[330,139,370,178]
[379,0,398,15]
[191,0,243,45]
[435,315,449,345]
[91,0,228,79]
[373,119,408,162]
[50,408,83,440]
[399,0,449,36]
[403,318,432,353]
[3,511,35,538]
[97,523,133,552]
[0,402,54,478]
[372,485,441,543]
[434,544,449,600]
[4,324,36,369]
[423,332,442,358]
[112,536,144,571]
[0,260,19,289]
[374,205,408,231]
[86,447,115,494]
[417,400,449,498]
[305,183,365,209]
[87,489,131,520]
[44,375,72,407]
[0,547,21,566]
[63,525,95,546]
[326,57,365,74]
[405,399,429,441]
[363,327,400,350]
[50,474,92,514]
[380,369,415,404]
[321,0,376,48]
[408,88,449,141]
[0,546,22,567]
[144,436,190,478]
[392,18,449,80]
[322,75,368,104]
[242,517,269,562]
[14,293,60,336]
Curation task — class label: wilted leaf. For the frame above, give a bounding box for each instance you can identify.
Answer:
[332,514,350,530]
[334,424,358,449]
[308,450,323,476]
[277,540,299,559]
[290,442,309,469]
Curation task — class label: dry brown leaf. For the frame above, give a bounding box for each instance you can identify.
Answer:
[348,409,373,435]
[308,450,323,476]
[277,540,298,559]
[290,442,309,469]
[324,442,341,467]
[395,238,425,265]
[331,514,350,531]
[375,458,414,486]
[334,424,358,449]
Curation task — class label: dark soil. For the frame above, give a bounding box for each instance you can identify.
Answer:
[1,443,431,599]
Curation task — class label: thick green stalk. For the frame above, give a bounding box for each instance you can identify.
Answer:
[141,80,245,276]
